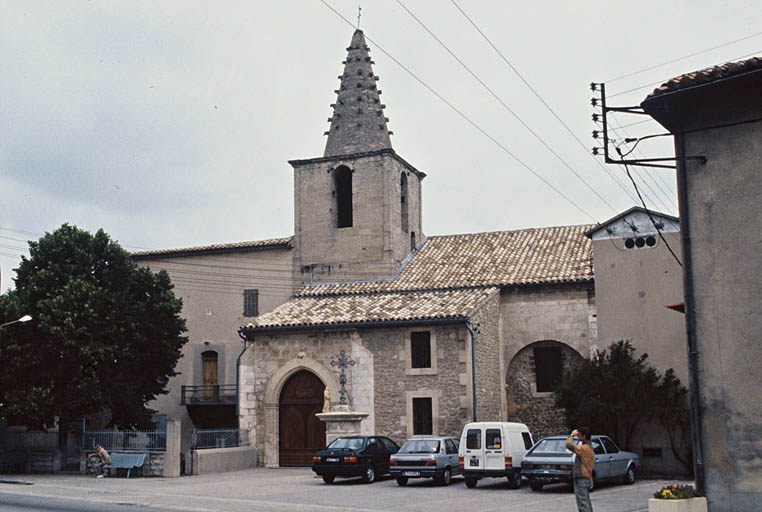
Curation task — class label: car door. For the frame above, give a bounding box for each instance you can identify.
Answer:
[600,437,627,477]
[484,428,504,471]
[445,438,460,474]
[366,437,385,472]
[381,436,399,473]
[591,438,610,479]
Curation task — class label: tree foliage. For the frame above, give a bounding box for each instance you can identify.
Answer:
[0,224,187,431]
[554,340,692,473]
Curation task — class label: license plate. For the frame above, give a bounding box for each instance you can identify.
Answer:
[470,459,479,467]
[402,471,420,477]
[325,457,339,462]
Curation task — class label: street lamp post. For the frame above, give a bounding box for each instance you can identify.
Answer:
[0,314,32,329]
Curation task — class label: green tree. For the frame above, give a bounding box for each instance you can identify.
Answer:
[0,224,187,437]
[554,340,691,472]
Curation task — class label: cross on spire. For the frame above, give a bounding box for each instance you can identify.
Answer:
[357,6,362,28]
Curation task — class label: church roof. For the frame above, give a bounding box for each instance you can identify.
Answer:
[323,30,392,157]
[131,236,292,260]
[241,225,592,332]
[645,56,762,98]
[244,287,498,330]
[298,224,594,296]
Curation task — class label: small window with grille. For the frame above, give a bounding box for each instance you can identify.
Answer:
[411,331,431,369]
[243,289,259,317]
[412,397,433,435]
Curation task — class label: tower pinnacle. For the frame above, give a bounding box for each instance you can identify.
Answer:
[323,30,392,157]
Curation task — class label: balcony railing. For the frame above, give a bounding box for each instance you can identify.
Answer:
[180,385,237,405]
[83,430,166,452]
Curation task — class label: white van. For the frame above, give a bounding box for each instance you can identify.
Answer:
[458,422,534,489]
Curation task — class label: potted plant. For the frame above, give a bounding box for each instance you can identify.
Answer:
[648,485,707,512]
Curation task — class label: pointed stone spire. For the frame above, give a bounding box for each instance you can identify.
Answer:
[324,30,392,157]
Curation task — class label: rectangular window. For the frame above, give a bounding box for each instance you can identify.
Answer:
[412,397,433,435]
[243,289,259,317]
[466,429,481,450]
[410,331,431,369]
[485,429,502,449]
[522,432,534,450]
[534,346,563,392]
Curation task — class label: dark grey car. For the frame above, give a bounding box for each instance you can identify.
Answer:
[390,437,463,486]
[521,435,639,491]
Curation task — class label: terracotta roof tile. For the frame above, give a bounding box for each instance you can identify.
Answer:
[647,56,762,98]
[298,225,593,296]
[244,287,498,330]
[131,236,292,259]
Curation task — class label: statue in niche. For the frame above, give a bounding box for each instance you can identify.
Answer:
[322,388,331,413]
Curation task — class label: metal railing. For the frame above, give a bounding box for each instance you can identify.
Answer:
[2,431,58,450]
[191,429,248,450]
[83,430,166,452]
[180,385,237,405]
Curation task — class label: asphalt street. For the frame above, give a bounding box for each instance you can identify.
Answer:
[0,469,681,512]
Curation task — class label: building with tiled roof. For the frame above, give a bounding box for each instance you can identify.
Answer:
[133,29,686,475]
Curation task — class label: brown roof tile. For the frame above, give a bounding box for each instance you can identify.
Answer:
[131,236,293,259]
[647,56,762,98]
[244,287,498,330]
[298,225,593,296]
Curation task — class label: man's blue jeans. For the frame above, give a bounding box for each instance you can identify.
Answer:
[573,476,593,512]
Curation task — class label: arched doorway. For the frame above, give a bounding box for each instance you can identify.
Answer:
[279,370,326,466]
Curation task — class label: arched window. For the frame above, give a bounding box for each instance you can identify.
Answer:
[400,172,409,232]
[334,166,353,228]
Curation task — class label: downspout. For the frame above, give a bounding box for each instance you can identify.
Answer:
[236,330,250,422]
[465,320,477,422]
[676,133,705,493]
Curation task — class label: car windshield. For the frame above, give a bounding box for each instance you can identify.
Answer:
[528,439,569,455]
[327,438,365,450]
[399,439,440,453]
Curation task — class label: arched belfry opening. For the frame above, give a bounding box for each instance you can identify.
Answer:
[279,370,326,466]
[334,166,353,228]
[400,172,409,232]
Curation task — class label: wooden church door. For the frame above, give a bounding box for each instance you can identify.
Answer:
[279,370,326,466]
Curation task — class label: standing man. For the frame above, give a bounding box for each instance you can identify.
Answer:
[566,427,594,512]
[88,444,111,478]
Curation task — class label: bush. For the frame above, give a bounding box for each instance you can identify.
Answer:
[653,484,700,499]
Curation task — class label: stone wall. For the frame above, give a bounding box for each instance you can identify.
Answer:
[505,342,584,440]
[471,292,503,422]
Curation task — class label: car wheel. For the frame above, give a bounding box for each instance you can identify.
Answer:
[530,480,543,492]
[361,466,376,484]
[322,475,335,484]
[465,477,478,488]
[438,467,452,486]
[623,465,636,485]
[396,477,408,486]
[507,472,521,489]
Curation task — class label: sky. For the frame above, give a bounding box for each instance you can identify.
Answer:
[2,0,761,291]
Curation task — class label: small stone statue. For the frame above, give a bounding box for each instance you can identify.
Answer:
[322,388,331,413]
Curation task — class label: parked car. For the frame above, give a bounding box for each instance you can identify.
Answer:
[312,436,399,484]
[521,435,640,491]
[389,437,462,486]
[458,422,534,489]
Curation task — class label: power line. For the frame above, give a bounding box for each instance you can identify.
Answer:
[448,0,639,206]
[397,0,616,217]
[319,0,598,223]
[607,31,762,83]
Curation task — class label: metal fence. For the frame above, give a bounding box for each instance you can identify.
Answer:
[83,430,166,452]
[2,430,58,450]
[191,429,249,450]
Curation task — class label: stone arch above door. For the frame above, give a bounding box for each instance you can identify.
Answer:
[505,340,584,441]
[262,358,339,467]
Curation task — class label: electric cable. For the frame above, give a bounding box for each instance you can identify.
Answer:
[319,0,599,223]
[617,149,682,267]
[449,0,638,206]
[397,0,617,216]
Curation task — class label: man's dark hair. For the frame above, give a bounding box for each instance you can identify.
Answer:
[578,426,591,440]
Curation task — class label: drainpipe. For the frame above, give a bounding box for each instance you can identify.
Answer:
[676,134,705,493]
[465,320,478,422]
[236,331,250,422]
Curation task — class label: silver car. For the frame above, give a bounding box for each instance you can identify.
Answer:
[390,437,463,486]
[521,435,639,491]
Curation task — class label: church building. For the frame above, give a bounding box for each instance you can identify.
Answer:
[134,29,686,472]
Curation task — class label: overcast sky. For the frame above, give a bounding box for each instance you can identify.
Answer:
[2,1,761,291]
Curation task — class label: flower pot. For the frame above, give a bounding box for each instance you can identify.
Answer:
[648,497,707,512]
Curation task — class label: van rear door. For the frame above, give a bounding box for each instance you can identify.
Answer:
[464,427,483,470]
[484,428,504,471]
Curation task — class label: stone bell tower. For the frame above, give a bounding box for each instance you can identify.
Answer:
[290,30,425,285]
